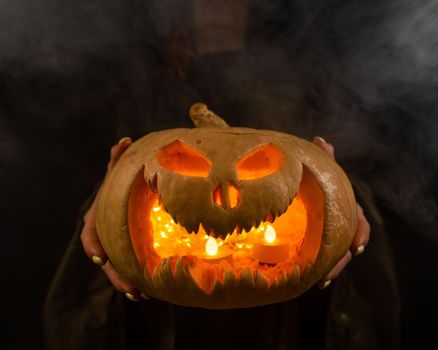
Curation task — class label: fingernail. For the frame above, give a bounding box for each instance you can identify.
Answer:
[118,137,132,145]
[313,136,326,144]
[354,245,365,256]
[140,293,150,300]
[319,280,331,289]
[125,292,139,302]
[91,255,104,266]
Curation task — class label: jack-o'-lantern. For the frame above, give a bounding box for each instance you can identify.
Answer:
[96,103,357,309]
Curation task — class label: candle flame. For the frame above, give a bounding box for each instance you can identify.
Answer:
[264,225,277,243]
[205,237,218,256]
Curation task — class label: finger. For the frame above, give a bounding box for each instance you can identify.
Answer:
[101,260,140,301]
[313,136,335,160]
[80,218,108,265]
[350,204,371,256]
[107,137,132,172]
[319,250,353,288]
[81,198,107,265]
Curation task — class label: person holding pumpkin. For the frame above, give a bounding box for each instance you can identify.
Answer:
[44,132,397,350]
[81,135,370,303]
[43,1,400,348]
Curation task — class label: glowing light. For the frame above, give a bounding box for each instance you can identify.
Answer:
[153,207,160,212]
[264,225,277,243]
[205,237,218,256]
[160,231,168,239]
[153,242,160,249]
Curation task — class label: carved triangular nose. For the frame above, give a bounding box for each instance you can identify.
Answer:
[213,184,240,209]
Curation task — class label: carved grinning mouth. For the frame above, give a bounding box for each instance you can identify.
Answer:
[149,194,307,261]
[128,165,325,294]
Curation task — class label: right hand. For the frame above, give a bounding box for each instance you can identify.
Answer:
[80,137,141,302]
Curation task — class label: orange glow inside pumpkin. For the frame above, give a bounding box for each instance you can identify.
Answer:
[237,144,284,180]
[157,140,211,177]
[128,166,325,294]
[213,184,241,208]
[213,186,222,206]
[149,193,308,267]
[228,184,240,208]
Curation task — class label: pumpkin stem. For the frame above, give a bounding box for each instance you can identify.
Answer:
[189,103,229,128]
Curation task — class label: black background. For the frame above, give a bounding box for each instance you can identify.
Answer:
[1,0,438,348]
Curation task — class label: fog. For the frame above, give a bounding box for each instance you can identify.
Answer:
[1,0,437,348]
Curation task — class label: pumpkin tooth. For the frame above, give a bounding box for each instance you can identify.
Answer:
[241,224,250,234]
[287,265,301,287]
[263,212,272,223]
[219,224,235,237]
[191,222,200,235]
[213,231,223,239]
[234,225,242,235]
[281,201,290,215]
[148,173,158,192]
[159,258,175,290]
[174,256,185,282]
[238,267,255,286]
[224,268,237,285]
[279,271,288,287]
[274,206,284,218]
[303,262,313,277]
[151,266,163,289]
[254,270,269,291]
[264,212,276,223]
[202,223,216,237]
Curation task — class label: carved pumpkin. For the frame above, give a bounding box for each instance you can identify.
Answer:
[96,103,357,309]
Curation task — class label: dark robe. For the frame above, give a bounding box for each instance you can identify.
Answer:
[43,178,400,350]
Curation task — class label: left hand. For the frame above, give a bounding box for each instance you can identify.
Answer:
[80,137,142,301]
[312,136,370,289]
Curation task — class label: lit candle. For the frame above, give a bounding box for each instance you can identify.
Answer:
[251,225,290,264]
[201,237,233,264]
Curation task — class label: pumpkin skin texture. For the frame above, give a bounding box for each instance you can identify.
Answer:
[96,104,357,309]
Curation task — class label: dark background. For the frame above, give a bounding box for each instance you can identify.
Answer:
[1,0,438,348]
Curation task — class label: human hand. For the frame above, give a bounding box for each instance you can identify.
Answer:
[312,136,370,289]
[80,137,142,302]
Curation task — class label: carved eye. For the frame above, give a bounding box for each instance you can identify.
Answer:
[236,144,284,180]
[157,140,211,177]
